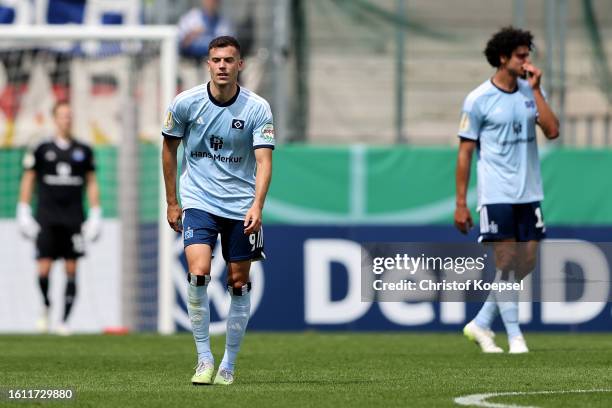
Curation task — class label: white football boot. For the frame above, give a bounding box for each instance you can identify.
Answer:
[463,320,503,353]
[508,336,529,354]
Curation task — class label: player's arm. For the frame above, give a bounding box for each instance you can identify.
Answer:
[82,171,103,242]
[454,138,476,234]
[17,169,40,239]
[18,169,35,205]
[524,63,559,139]
[86,171,101,208]
[162,137,183,232]
[244,148,272,235]
[533,88,559,139]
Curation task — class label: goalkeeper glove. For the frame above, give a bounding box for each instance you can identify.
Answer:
[82,206,103,242]
[16,202,40,240]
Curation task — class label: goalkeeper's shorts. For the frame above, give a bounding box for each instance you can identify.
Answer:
[36,224,84,260]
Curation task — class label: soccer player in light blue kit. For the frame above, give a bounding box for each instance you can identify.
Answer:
[454,27,559,353]
[162,36,274,384]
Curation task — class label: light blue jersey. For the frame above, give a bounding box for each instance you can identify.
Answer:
[458,78,543,206]
[162,83,275,220]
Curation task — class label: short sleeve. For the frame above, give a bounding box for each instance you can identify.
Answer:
[84,145,96,172]
[22,145,39,171]
[161,96,187,138]
[457,96,483,141]
[252,103,275,150]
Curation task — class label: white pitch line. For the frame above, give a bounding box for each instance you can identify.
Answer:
[454,389,612,408]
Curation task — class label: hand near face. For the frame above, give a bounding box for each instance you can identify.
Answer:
[522,62,542,90]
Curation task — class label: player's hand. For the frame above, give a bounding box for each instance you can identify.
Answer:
[522,62,542,90]
[16,202,40,240]
[454,205,473,235]
[167,203,183,232]
[243,205,262,235]
[82,206,102,242]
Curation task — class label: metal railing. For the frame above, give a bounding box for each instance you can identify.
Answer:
[565,114,612,147]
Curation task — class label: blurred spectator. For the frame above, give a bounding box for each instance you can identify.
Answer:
[178,0,234,60]
[0,0,34,137]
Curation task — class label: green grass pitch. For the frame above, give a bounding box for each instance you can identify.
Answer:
[1,333,611,407]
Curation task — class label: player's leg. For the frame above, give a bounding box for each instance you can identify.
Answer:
[36,258,53,333]
[503,240,537,354]
[183,209,219,385]
[464,204,514,352]
[515,202,546,281]
[37,259,52,307]
[502,202,545,353]
[35,226,55,333]
[215,260,251,385]
[515,240,538,281]
[54,226,85,335]
[466,239,516,353]
[186,243,215,385]
[472,242,499,331]
[56,259,78,336]
[491,239,526,352]
[502,241,534,355]
[185,243,214,365]
[215,222,264,385]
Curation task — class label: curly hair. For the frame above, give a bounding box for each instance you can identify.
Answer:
[484,26,534,68]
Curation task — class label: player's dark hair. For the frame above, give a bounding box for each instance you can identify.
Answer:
[52,100,70,116]
[208,36,242,57]
[484,26,534,68]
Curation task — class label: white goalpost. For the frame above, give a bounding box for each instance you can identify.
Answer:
[0,25,177,334]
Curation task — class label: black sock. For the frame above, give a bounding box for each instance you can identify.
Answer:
[38,276,50,307]
[63,277,77,322]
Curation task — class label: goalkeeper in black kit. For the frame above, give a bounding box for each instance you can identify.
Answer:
[17,101,102,335]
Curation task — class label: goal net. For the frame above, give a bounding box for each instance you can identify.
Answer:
[0,26,177,334]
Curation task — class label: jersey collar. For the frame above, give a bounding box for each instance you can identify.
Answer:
[53,136,72,150]
[489,78,518,94]
[207,82,241,107]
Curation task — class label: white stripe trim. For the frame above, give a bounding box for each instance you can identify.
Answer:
[258,227,264,248]
[172,84,206,107]
[480,205,489,234]
[242,88,272,114]
[455,389,612,408]
[463,80,494,111]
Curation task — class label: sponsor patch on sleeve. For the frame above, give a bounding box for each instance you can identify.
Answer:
[163,110,173,131]
[22,152,35,169]
[262,123,275,142]
[458,112,470,133]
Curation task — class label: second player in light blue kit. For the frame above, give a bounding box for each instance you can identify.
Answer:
[454,27,559,354]
[162,36,274,385]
